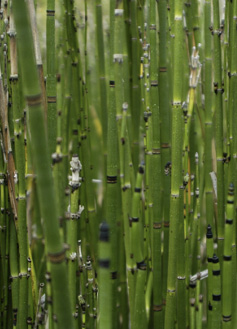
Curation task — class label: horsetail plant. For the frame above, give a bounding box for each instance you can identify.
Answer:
[12,1,74,328]
[2,1,237,329]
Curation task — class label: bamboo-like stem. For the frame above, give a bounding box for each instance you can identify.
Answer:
[204,0,214,239]
[9,214,19,327]
[27,0,47,118]
[97,222,111,329]
[67,155,83,317]
[211,254,221,329]
[158,0,171,307]
[131,164,146,329]
[7,11,28,328]
[206,225,214,329]
[212,0,224,257]
[105,1,120,327]
[230,0,237,210]
[130,0,141,170]
[164,1,184,329]
[149,0,162,325]
[95,0,108,154]
[222,183,234,327]
[177,180,186,329]
[46,0,56,154]
[12,1,74,327]
[63,0,81,154]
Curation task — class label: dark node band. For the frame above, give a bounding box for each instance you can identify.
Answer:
[212,269,220,276]
[111,271,117,279]
[27,317,33,325]
[138,165,144,174]
[225,219,233,224]
[159,67,167,72]
[26,93,42,107]
[153,304,162,312]
[164,221,170,228]
[152,148,160,154]
[222,315,231,322]
[47,96,57,103]
[151,80,158,86]
[99,259,110,268]
[189,282,196,288]
[99,222,109,241]
[48,249,65,264]
[46,9,55,16]
[137,260,146,270]
[207,257,213,263]
[135,187,141,193]
[110,80,115,87]
[212,254,219,263]
[132,217,139,222]
[153,222,162,229]
[161,143,170,149]
[107,176,117,183]
[223,255,232,261]
[213,294,221,301]
[206,225,213,238]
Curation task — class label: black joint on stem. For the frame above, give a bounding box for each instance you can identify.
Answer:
[189,282,196,289]
[213,294,221,301]
[206,225,213,238]
[138,165,144,174]
[212,254,219,263]
[151,80,158,86]
[153,222,162,229]
[99,259,110,268]
[99,222,109,242]
[107,176,117,184]
[46,9,55,16]
[223,255,232,261]
[223,315,231,322]
[111,271,117,279]
[132,217,139,222]
[109,80,115,87]
[48,249,65,264]
[212,269,220,276]
[137,260,146,270]
[27,317,32,325]
[153,304,162,312]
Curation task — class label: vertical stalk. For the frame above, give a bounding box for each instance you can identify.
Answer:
[106,1,119,327]
[164,1,184,329]
[212,0,224,257]
[130,0,141,169]
[12,1,74,328]
[97,222,111,329]
[149,0,162,326]
[46,0,56,154]
[95,0,107,155]
[211,254,221,329]
[204,0,214,238]
[206,225,214,329]
[158,0,171,306]
[222,184,234,327]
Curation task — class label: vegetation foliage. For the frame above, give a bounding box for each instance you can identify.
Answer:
[0,0,236,328]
